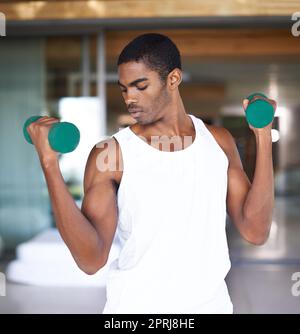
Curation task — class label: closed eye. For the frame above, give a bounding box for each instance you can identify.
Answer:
[121,86,148,93]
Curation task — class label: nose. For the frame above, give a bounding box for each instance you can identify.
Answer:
[124,89,138,107]
[125,98,138,107]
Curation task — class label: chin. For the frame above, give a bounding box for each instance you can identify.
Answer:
[138,117,154,126]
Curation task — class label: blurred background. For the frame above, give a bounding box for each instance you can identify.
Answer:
[0,0,300,314]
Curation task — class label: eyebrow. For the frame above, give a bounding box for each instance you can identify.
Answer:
[117,77,149,88]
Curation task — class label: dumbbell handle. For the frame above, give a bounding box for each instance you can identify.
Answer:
[23,115,80,153]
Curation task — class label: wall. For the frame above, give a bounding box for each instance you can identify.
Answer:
[0,38,51,250]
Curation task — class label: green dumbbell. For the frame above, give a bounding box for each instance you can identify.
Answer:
[245,93,275,128]
[23,115,80,153]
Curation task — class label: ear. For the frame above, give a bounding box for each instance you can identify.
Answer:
[168,68,182,90]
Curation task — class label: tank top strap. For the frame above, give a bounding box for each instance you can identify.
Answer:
[111,126,134,157]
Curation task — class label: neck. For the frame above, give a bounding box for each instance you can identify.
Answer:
[148,95,192,136]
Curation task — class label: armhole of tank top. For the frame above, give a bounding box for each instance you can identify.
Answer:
[112,132,127,197]
[198,119,229,167]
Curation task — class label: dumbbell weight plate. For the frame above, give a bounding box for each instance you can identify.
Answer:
[48,122,80,153]
[23,115,43,144]
[245,93,274,128]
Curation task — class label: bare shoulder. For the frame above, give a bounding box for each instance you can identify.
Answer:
[83,137,122,193]
[203,122,237,161]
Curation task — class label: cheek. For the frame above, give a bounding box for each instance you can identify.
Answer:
[153,89,170,107]
[143,86,168,111]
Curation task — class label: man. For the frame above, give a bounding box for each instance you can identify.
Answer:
[27,33,275,314]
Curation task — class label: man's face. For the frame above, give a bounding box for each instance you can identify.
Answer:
[118,61,171,125]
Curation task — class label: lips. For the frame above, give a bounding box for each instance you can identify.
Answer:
[129,109,142,113]
[129,108,143,118]
[129,110,142,118]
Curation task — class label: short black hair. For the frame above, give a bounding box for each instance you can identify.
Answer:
[117,33,182,83]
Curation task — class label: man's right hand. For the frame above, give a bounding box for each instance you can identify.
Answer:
[27,116,60,165]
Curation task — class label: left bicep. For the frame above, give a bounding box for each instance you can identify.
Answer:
[224,131,251,227]
[206,124,251,230]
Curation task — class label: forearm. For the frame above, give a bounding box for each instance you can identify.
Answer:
[41,159,104,272]
[243,130,274,239]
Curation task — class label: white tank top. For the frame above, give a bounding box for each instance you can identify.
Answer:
[103,114,233,314]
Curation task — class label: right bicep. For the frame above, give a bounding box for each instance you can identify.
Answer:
[81,180,118,253]
[81,143,118,258]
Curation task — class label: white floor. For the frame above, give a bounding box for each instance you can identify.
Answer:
[227,264,300,314]
[0,283,105,314]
